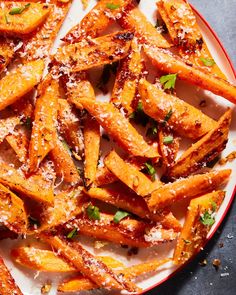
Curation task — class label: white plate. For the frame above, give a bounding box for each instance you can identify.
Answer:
[0,1,235,294]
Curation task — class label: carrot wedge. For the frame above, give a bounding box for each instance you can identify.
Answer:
[144,46,236,104]
[74,98,159,158]
[63,0,134,43]
[0,184,27,234]
[54,31,133,72]
[11,246,124,272]
[50,138,80,184]
[157,0,225,79]
[29,76,59,172]
[111,38,144,115]
[166,109,232,180]
[118,6,171,48]
[86,186,181,231]
[0,2,50,36]
[69,212,177,248]
[21,0,71,60]
[104,150,161,196]
[6,129,29,163]
[173,191,225,265]
[84,115,100,187]
[148,169,231,212]
[139,79,217,139]
[57,258,170,292]
[0,256,23,295]
[39,233,138,292]
[0,60,44,111]
[57,99,83,154]
[95,166,118,186]
[0,162,54,205]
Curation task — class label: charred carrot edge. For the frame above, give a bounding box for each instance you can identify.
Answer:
[139,79,217,139]
[167,109,232,180]
[63,0,134,43]
[104,150,161,196]
[118,6,171,48]
[54,30,133,72]
[148,169,231,212]
[158,127,180,170]
[29,76,59,172]
[173,190,225,265]
[73,98,159,158]
[0,183,27,234]
[157,0,226,79]
[39,233,139,292]
[144,45,236,104]
[0,256,23,295]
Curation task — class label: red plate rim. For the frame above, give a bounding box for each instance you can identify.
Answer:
[141,4,236,295]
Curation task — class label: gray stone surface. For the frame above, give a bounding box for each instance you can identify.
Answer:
[148,1,236,294]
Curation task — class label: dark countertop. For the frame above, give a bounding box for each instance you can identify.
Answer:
[148,1,236,295]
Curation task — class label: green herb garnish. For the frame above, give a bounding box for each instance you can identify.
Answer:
[163,135,173,145]
[87,205,100,220]
[113,210,130,224]
[200,211,215,226]
[144,161,156,182]
[200,58,216,67]
[62,140,72,155]
[9,3,30,15]
[106,3,120,10]
[146,119,158,138]
[67,228,78,239]
[182,238,191,244]
[160,73,177,90]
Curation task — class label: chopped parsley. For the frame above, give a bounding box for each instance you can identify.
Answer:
[182,238,191,244]
[62,140,72,155]
[87,205,100,221]
[67,228,78,239]
[144,161,156,182]
[9,3,30,15]
[200,211,215,226]
[163,135,174,145]
[106,3,120,10]
[163,108,173,124]
[160,74,177,90]
[200,57,216,67]
[129,101,149,126]
[113,210,130,224]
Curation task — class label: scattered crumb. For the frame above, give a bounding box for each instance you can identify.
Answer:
[199,259,208,266]
[41,281,52,294]
[220,273,229,277]
[212,259,221,270]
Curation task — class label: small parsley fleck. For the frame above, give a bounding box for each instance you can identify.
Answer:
[200,211,215,226]
[87,205,100,220]
[9,3,30,15]
[160,74,177,90]
[200,57,216,67]
[113,210,130,223]
[163,135,173,145]
[129,101,149,126]
[144,161,156,182]
[106,3,120,10]
[67,228,78,239]
[182,238,191,244]
[211,200,217,212]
